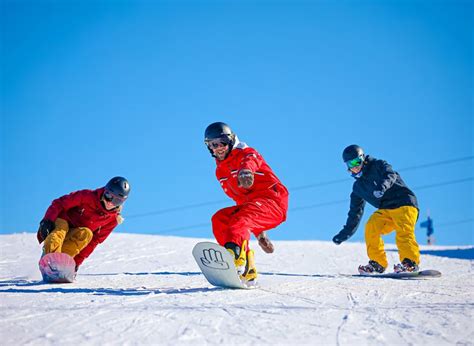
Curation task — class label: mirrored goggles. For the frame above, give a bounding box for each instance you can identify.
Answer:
[103,190,127,206]
[346,157,363,169]
[205,136,231,149]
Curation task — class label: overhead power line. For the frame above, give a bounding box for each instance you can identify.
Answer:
[290,155,474,191]
[125,156,473,219]
[127,200,226,219]
[151,217,474,236]
[142,177,473,235]
[290,199,347,212]
[414,177,474,191]
[155,222,211,235]
[290,177,473,212]
[397,156,473,172]
[143,177,474,234]
[436,218,473,228]
[291,178,347,191]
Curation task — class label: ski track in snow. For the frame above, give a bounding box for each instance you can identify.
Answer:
[0,233,473,345]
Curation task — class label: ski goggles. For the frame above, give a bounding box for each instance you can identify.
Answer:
[103,190,127,206]
[205,136,232,149]
[346,157,363,169]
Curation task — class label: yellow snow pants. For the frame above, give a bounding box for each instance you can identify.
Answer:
[365,206,420,268]
[43,218,93,258]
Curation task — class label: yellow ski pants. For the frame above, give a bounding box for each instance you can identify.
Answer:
[43,218,93,258]
[365,206,420,268]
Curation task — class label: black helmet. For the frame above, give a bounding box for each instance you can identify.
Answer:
[204,122,236,158]
[104,176,130,206]
[342,144,365,162]
[204,122,235,143]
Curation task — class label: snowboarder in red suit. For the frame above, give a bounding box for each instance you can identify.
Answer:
[36,177,130,272]
[204,122,289,283]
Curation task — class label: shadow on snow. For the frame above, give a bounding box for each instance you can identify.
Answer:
[0,271,218,295]
[0,280,221,296]
[0,286,221,295]
[80,271,202,277]
[0,271,344,295]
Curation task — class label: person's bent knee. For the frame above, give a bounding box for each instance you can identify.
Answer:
[43,219,69,254]
[61,227,93,257]
[54,218,69,232]
[70,227,93,243]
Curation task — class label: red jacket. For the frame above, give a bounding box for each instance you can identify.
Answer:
[215,143,289,211]
[38,188,121,266]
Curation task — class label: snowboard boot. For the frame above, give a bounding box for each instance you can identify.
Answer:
[358,260,385,274]
[225,240,248,276]
[257,231,274,253]
[241,249,258,284]
[394,258,419,273]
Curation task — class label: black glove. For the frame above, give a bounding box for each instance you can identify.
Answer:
[38,219,55,241]
[238,169,254,189]
[332,231,351,245]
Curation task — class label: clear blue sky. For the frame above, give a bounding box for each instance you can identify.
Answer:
[1,0,472,246]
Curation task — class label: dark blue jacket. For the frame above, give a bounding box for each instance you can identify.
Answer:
[341,156,418,238]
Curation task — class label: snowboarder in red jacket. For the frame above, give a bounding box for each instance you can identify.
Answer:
[204,122,289,283]
[37,177,130,271]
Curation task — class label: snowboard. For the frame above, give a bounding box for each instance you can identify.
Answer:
[192,242,255,289]
[359,269,442,279]
[39,253,76,283]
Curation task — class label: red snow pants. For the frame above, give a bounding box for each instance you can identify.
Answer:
[211,197,287,247]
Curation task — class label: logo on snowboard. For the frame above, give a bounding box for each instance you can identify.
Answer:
[200,248,230,270]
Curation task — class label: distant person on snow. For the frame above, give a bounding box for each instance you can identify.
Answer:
[420,215,435,245]
[204,122,289,284]
[332,145,421,274]
[36,177,130,272]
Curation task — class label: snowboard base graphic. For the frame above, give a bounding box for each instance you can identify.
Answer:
[39,253,76,283]
[192,242,255,289]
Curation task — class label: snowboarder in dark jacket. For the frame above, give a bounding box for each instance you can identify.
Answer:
[332,145,421,274]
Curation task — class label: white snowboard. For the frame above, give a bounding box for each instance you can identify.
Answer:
[192,242,253,289]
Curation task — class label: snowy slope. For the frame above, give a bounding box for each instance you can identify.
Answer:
[0,233,473,345]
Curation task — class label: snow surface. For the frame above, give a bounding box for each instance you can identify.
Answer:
[1,233,473,345]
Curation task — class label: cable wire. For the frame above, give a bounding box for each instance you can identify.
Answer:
[125,156,473,219]
[435,218,473,227]
[146,177,473,235]
[290,177,473,212]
